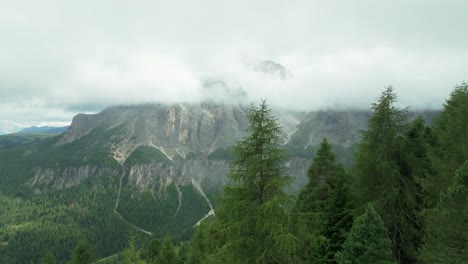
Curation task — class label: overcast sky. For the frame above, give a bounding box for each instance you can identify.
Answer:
[1,0,467,132]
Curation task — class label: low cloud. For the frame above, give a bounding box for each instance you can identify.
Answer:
[1,0,467,129]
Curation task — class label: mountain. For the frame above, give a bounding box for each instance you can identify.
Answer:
[18,126,70,135]
[0,103,439,263]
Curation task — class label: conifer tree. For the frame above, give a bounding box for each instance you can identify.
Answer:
[428,82,468,205]
[177,242,190,264]
[354,86,422,262]
[144,239,161,263]
[123,236,145,264]
[402,116,433,208]
[335,203,395,264]
[70,240,93,264]
[188,219,223,264]
[296,138,353,263]
[157,236,176,264]
[213,100,301,263]
[418,161,468,263]
[41,250,56,264]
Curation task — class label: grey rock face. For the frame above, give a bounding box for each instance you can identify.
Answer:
[29,166,119,191]
[30,103,439,194]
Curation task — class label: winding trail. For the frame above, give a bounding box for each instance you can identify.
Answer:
[114,165,153,236]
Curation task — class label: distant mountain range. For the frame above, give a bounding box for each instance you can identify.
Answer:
[0,102,440,262]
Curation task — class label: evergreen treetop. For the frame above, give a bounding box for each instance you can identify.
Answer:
[214,100,301,264]
[335,203,395,264]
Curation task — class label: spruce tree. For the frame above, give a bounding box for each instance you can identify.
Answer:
[41,250,56,264]
[123,236,145,264]
[335,204,395,264]
[354,86,422,262]
[177,242,190,264]
[418,161,468,263]
[214,100,301,263]
[428,82,468,205]
[144,239,161,263]
[157,236,176,264]
[188,219,224,264]
[296,138,353,263]
[402,116,433,208]
[70,240,93,264]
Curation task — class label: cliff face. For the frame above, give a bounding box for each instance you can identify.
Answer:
[28,104,368,192]
[27,103,438,194]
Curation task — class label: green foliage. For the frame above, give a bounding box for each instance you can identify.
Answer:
[418,162,468,263]
[354,86,424,262]
[335,203,395,264]
[123,236,145,264]
[208,101,301,263]
[428,82,468,205]
[41,250,57,264]
[70,240,94,264]
[117,183,208,240]
[296,138,354,263]
[157,236,176,264]
[0,127,121,195]
[402,116,434,208]
[0,133,53,149]
[177,242,190,264]
[144,239,162,263]
[125,145,171,166]
[0,176,129,263]
[207,147,235,160]
[187,219,224,264]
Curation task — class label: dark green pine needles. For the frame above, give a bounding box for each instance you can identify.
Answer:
[335,203,395,264]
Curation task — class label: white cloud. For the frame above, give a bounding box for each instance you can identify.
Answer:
[0,0,467,126]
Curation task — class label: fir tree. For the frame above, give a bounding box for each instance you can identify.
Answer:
[177,242,190,264]
[144,239,162,263]
[418,161,468,263]
[428,82,468,205]
[70,240,93,264]
[335,203,395,264]
[354,86,422,262]
[41,250,56,264]
[214,100,301,263]
[158,236,176,264]
[188,219,224,264]
[296,138,353,263]
[123,236,145,264]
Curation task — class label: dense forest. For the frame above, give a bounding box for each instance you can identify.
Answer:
[2,83,468,263]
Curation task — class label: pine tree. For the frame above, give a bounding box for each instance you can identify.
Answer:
[335,203,395,264]
[41,250,56,264]
[354,86,422,262]
[144,239,161,263]
[428,82,468,205]
[188,220,223,264]
[123,236,145,264]
[157,236,176,264]
[296,138,353,263]
[177,242,190,264]
[418,161,468,263]
[213,100,301,263]
[402,116,433,208]
[70,240,93,264]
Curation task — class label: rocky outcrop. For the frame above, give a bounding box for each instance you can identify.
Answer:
[28,166,119,191]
